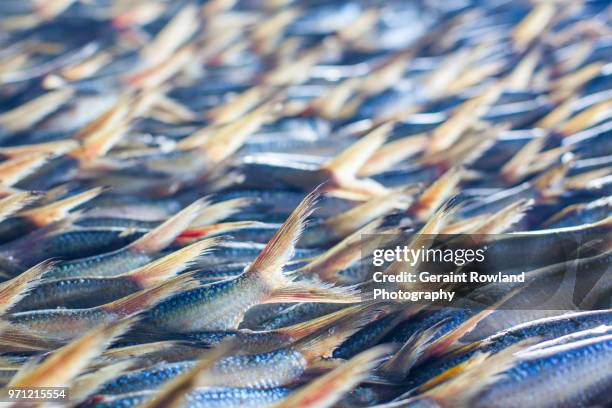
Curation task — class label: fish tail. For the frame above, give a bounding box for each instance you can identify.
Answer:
[0,139,78,159]
[275,302,386,341]
[471,198,534,235]
[501,133,548,184]
[125,237,222,288]
[359,134,428,176]
[177,221,260,244]
[409,167,463,221]
[128,197,210,254]
[71,120,131,162]
[272,344,393,408]
[190,197,255,227]
[294,302,390,360]
[320,123,391,189]
[0,152,52,186]
[246,190,319,289]
[378,318,450,381]
[101,273,197,317]
[324,186,416,238]
[19,186,107,227]
[418,341,533,406]
[8,315,138,388]
[0,191,43,222]
[297,219,384,281]
[0,259,55,314]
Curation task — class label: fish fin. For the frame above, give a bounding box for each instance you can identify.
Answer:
[378,318,450,381]
[359,135,428,176]
[71,120,131,162]
[271,345,393,408]
[101,272,197,317]
[559,100,612,136]
[423,287,524,360]
[418,341,532,406]
[512,2,555,51]
[124,237,222,288]
[323,186,416,239]
[471,198,534,235]
[128,198,210,254]
[0,260,56,314]
[205,85,269,125]
[294,303,391,360]
[297,219,385,282]
[140,4,199,67]
[69,360,133,404]
[501,133,548,184]
[0,152,52,186]
[267,280,363,304]
[74,93,133,141]
[533,160,572,197]
[178,221,259,244]
[409,167,463,221]
[182,100,277,162]
[0,192,43,222]
[0,89,74,132]
[0,139,78,159]
[8,315,138,388]
[140,341,236,408]
[19,186,107,227]
[417,351,490,393]
[0,320,63,352]
[190,197,255,227]
[245,190,319,289]
[320,123,391,186]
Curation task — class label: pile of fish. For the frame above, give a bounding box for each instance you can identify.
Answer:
[0,0,610,407]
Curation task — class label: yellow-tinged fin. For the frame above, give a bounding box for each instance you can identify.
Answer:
[410,167,463,221]
[359,135,427,176]
[512,3,556,51]
[551,62,603,103]
[178,221,260,244]
[140,4,200,67]
[190,197,254,227]
[0,260,55,314]
[294,302,391,360]
[74,93,133,141]
[417,350,489,392]
[323,186,416,238]
[533,160,572,197]
[426,81,504,154]
[414,341,532,406]
[206,85,270,125]
[267,279,363,304]
[124,237,222,288]
[297,219,384,282]
[558,100,612,137]
[0,88,74,132]
[270,345,393,408]
[6,316,137,389]
[246,190,319,289]
[506,46,541,90]
[0,139,78,159]
[0,152,52,187]
[501,132,548,184]
[101,272,198,317]
[378,318,449,381]
[141,341,236,408]
[125,44,196,90]
[19,186,106,227]
[272,303,390,342]
[128,198,210,254]
[0,192,42,223]
[470,199,533,236]
[71,120,131,162]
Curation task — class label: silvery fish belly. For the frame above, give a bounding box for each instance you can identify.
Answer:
[0,1,609,408]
